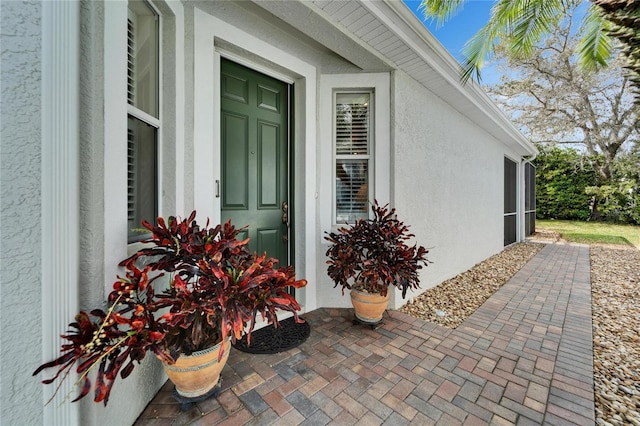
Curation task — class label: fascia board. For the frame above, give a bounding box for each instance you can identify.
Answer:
[267,0,397,71]
[362,0,537,156]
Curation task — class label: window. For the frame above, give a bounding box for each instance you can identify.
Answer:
[127,0,159,242]
[525,162,536,236]
[504,157,517,246]
[320,73,389,233]
[334,91,372,223]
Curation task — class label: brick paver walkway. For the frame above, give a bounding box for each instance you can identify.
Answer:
[135,243,594,425]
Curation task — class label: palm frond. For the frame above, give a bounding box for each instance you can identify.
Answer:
[579,4,613,71]
[509,0,565,58]
[419,0,467,28]
[459,0,524,83]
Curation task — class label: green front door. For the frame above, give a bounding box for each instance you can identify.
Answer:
[220,59,290,266]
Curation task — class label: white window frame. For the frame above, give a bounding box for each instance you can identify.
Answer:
[333,90,374,224]
[320,73,390,232]
[504,155,519,246]
[126,0,161,243]
[104,0,163,293]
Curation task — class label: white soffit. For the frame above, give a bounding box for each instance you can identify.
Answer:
[305,0,536,156]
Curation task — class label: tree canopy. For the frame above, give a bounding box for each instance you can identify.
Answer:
[487,8,638,181]
[486,7,638,221]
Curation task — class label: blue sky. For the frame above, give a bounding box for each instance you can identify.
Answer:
[402,0,499,85]
[402,0,493,62]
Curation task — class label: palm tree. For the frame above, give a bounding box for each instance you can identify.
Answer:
[593,0,640,100]
[420,0,630,84]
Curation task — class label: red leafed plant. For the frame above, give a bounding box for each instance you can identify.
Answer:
[34,211,307,406]
[325,201,430,298]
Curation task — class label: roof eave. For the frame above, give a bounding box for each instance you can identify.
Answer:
[371,0,536,156]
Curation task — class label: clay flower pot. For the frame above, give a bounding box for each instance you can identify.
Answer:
[350,288,390,323]
[162,338,231,398]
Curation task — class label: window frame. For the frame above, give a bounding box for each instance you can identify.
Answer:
[126,0,161,243]
[333,89,374,224]
[504,156,518,246]
[524,162,536,236]
[319,73,390,233]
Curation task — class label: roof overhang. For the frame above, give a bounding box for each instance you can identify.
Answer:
[252,0,537,157]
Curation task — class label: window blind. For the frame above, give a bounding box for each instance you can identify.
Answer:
[127,127,136,222]
[335,92,371,223]
[127,18,135,105]
[336,93,369,156]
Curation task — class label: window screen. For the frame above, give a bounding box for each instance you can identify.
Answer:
[504,157,517,246]
[127,1,158,117]
[127,0,159,242]
[335,92,371,223]
[127,116,157,241]
[525,162,536,236]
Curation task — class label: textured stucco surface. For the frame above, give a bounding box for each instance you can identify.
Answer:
[78,2,167,424]
[79,0,107,309]
[391,70,521,307]
[0,1,44,424]
[1,0,533,422]
[315,70,525,311]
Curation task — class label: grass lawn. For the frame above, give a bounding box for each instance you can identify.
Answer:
[536,219,640,249]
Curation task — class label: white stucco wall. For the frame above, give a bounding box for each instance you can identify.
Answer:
[315,70,526,311]
[1,0,533,423]
[0,1,45,424]
[77,2,167,424]
[390,70,522,308]
[0,1,167,424]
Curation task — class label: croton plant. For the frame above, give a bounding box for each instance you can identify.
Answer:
[34,211,307,405]
[325,201,430,298]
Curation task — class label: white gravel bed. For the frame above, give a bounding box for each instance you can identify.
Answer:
[399,235,640,425]
[591,245,640,426]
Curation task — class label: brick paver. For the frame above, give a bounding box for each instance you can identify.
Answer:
[135,243,595,425]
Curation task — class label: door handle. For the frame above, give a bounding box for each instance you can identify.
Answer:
[281,201,288,225]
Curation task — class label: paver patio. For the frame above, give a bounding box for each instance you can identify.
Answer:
[134,242,594,425]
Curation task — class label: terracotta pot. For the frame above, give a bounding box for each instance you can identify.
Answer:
[162,338,231,398]
[350,288,390,323]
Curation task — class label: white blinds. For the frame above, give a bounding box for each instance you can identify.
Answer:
[336,93,369,155]
[335,92,371,223]
[127,127,136,222]
[127,18,135,105]
[126,1,159,242]
[126,1,158,117]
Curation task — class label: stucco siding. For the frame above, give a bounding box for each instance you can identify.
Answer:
[0,1,535,423]
[77,2,167,425]
[192,1,363,74]
[0,1,44,424]
[390,70,514,307]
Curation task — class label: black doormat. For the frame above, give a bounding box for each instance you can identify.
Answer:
[232,316,310,354]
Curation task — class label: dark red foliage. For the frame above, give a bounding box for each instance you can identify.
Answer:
[34,212,307,406]
[325,201,430,298]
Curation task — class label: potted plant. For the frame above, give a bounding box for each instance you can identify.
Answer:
[33,211,307,405]
[325,201,430,324]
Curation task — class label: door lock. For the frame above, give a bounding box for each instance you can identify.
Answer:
[281,201,289,225]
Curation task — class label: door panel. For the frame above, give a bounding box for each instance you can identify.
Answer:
[258,121,279,208]
[221,59,289,266]
[221,112,249,208]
